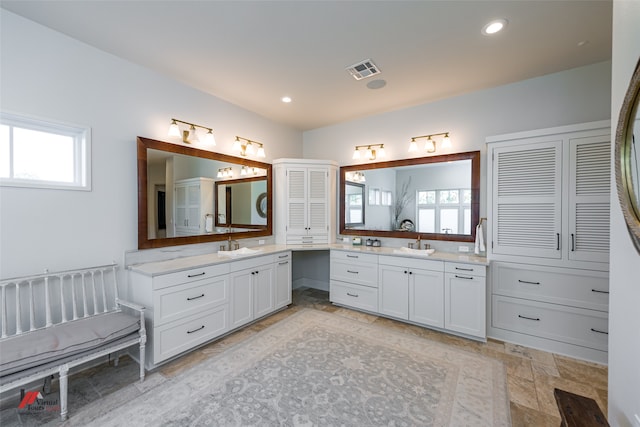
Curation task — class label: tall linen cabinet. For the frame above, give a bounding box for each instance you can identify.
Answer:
[486,120,610,363]
[273,159,338,245]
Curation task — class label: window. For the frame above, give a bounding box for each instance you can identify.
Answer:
[0,112,91,190]
[417,188,471,234]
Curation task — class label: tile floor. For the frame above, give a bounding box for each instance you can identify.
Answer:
[1,287,608,426]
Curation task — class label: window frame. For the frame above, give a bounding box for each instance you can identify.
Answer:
[416,188,471,234]
[0,112,91,191]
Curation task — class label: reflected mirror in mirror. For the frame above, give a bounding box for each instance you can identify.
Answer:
[345,181,365,226]
[340,151,480,242]
[138,137,272,249]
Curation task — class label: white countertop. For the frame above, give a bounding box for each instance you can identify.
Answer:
[129,243,488,277]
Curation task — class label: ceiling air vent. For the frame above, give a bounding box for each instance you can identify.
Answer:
[345,59,381,80]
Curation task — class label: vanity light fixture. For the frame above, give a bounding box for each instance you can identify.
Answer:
[353,144,385,161]
[409,132,451,154]
[346,171,366,183]
[217,167,234,179]
[168,118,216,146]
[234,136,266,158]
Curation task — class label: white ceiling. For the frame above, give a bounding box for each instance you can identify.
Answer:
[1,1,612,131]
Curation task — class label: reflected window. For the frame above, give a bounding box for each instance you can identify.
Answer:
[417,188,471,234]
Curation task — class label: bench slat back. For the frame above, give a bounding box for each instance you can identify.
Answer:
[0,264,120,339]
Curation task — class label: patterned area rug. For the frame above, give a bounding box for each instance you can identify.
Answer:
[78,309,510,426]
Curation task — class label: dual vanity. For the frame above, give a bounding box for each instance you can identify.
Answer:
[127,245,487,370]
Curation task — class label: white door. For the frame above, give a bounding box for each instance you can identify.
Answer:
[286,168,308,236]
[229,269,253,329]
[444,273,485,338]
[254,264,275,319]
[274,256,292,309]
[306,168,328,236]
[409,269,444,328]
[378,264,409,320]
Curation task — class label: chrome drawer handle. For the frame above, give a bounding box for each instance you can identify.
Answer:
[187,325,205,334]
[518,314,540,321]
[455,275,473,280]
[590,328,608,335]
[518,279,541,285]
[346,292,359,298]
[279,261,289,265]
[347,270,359,274]
[187,293,205,301]
[455,266,473,271]
[591,289,609,294]
[187,272,206,278]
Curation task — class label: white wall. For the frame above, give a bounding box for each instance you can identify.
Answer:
[609,1,640,426]
[0,11,302,277]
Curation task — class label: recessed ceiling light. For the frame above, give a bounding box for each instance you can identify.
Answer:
[482,19,508,36]
[281,96,292,103]
[366,79,387,90]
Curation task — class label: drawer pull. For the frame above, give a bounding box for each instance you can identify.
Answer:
[278,254,289,258]
[556,233,560,250]
[590,328,608,335]
[279,261,289,265]
[346,292,359,298]
[346,254,359,258]
[518,314,540,321]
[187,272,206,278]
[186,293,205,301]
[518,279,541,285]
[347,270,359,274]
[591,289,609,294]
[187,325,205,334]
[455,266,473,271]
[455,275,473,280]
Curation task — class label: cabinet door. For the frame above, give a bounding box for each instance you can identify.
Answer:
[285,168,308,236]
[306,168,328,235]
[444,273,486,338]
[254,264,275,319]
[378,264,409,320]
[175,184,188,232]
[186,182,201,232]
[491,140,562,259]
[229,269,253,329]
[409,269,444,328]
[568,135,611,263]
[274,255,292,309]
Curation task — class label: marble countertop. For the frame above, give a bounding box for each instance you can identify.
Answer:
[129,243,488,277]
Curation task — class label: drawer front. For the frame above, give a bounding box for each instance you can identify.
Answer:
[153,264,229,290]
[330,280,378,312]
[330,259,378,287]
[153,276,228,326]
[228,254,275,273]
[378,255,443,272]
[492,263,608,311]
[492,295,608,351]
[331,250,378,264]
[288,235,328,245]
[445,262,486,277]
[274,251,291,262]
[154,305,229,363]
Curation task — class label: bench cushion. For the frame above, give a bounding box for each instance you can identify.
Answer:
[0,312,140,377]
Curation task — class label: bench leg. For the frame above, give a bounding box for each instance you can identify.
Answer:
[59,364,69,421]
[139,342,146,382]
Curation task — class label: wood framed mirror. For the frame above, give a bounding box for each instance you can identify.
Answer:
[615,58,640,252]
[340,151,480,242]
[137,136,272,249]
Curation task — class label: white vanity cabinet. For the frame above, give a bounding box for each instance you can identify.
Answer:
[274,251,292,309]
[329,250,379,312]
[273,159,338,245]
[128,263,230,370]
[174,177,214,237]
[378,256,444,327]
[229,254,276,330]
[444,263,486,338]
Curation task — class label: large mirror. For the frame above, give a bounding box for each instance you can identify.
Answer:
[137,136,272,249]
[615,58,640,252]
[340,151,480,242]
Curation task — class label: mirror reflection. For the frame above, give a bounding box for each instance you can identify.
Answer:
[138,137,272,249]
[631,112,640,214]
[340,151,480,242]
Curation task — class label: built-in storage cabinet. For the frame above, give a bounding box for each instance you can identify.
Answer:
[330,250,486,340]
[487,121,611,363]
[128,251,292,370]
[274,159,337,245]
[174,177,214,237]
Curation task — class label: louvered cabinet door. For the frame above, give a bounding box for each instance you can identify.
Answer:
[568,135,611,262]
[306,169,328,235]
[285,168,308,236]
[492,140,563,259]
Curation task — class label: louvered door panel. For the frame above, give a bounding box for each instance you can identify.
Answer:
[568,136,611,262]
[285,169,308,236]
[492,141,562,259]
[306,169,328,234]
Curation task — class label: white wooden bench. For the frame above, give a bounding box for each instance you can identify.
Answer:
[0,263,146,421]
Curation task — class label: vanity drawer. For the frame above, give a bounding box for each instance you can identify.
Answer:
[153,276,228,326]
[288,235,328,245]
[492,295,608,352]
[153,264,229,290]
[330,280,378,313]
[492,262,608,311]
[154,304,229,364]
[445,262,486,277]
[274,251,291,262]
[378,255,443,272]
[331,250,378,264]
[330,259,378,287]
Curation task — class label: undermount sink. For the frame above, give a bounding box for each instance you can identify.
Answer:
[217,247,263,258]
[393,247,436,256]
